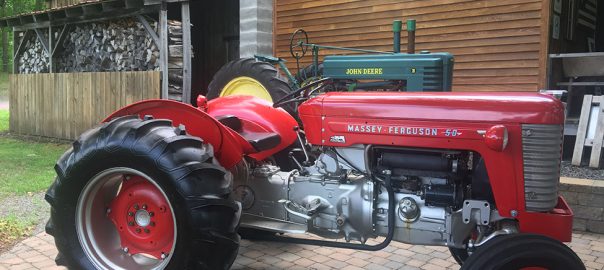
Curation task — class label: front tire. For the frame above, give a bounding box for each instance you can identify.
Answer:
[45,115,241,270]
[461,234,585,270]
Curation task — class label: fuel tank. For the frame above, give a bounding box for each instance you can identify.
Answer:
[298,92,565,146]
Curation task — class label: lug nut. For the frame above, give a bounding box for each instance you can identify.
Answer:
[142,204,147,210]
[128,221,134,226]
[134,204,139,210]
[136,228,141,233]
[144,229,150,233]
[128,212,133,216]
[150,221,155,227]
[149,212,154,217]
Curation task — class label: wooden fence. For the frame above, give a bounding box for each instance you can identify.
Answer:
[9,71,160,140]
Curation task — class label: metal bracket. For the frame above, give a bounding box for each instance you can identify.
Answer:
[461,200,491,225]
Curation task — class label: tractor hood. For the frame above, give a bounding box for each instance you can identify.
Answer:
[298,92,565,125]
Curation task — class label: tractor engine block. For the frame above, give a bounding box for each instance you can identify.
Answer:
[235,146,483,247]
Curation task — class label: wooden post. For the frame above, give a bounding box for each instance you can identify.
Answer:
[181,1,191,104]
[49,25,54,72]
[159,1,168,99]
[572,95,593,166]
[12,30,19,74]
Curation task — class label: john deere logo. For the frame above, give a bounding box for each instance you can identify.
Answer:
[410,68,417,74]
[345,68,383,75]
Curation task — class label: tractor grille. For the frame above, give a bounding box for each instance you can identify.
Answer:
[522,124,563,212]
[422,66,443,91]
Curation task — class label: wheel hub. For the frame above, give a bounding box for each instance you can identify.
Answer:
[135,209,151,227]
[107,176,174,259]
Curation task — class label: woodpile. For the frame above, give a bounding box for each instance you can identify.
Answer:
[18,35,50,74]
[15,17,192,102]
[56,19,160,72]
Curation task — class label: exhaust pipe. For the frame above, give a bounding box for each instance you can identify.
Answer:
[393,20,402,53]
[407,19,416,54]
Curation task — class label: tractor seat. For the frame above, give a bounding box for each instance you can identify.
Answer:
[216,115,282,152]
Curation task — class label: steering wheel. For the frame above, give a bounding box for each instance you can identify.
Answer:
[273,78,332,108]
[289,29,309,60]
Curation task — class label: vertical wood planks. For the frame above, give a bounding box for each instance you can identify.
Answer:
[572,95,593,166]
[8,71,160,140]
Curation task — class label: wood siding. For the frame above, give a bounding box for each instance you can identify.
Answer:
[9,71,160,140]
[274,0,550,92]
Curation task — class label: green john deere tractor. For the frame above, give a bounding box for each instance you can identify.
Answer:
[206,19,455,114]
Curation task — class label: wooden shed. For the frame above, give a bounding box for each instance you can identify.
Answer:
[0,0,242,139]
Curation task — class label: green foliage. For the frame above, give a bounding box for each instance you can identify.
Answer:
[0,72,7,98]
[0,110,69,199]
[0,0,45,73]
[0,216,33,250]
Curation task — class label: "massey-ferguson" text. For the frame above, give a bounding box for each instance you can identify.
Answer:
[347,125,438,136]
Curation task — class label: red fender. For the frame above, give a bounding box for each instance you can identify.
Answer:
[104,99,247,169]
[206,95,298,161]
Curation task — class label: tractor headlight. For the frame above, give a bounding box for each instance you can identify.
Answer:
[484,125,508,152]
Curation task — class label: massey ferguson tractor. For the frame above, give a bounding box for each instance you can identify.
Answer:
[44,20,585,270]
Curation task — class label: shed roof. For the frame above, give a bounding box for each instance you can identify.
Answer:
[0,0,161,30]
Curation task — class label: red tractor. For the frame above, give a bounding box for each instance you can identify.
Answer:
[45,77,584,269]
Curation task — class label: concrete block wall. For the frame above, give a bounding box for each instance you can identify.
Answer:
[240,0,273,58]
[559,178,604,234]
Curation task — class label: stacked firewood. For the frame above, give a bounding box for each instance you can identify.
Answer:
[16,17,191,102]
[18,35,50,74]
[56,19,160,72]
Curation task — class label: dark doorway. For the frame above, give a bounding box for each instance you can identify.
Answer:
[190,0,240,101]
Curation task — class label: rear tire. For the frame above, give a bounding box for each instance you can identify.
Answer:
[45,115,241,270]
[449,247,470,265]
[207,58,295,115]
[460,234,585,270]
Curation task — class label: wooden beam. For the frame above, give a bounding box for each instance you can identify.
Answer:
[12,30,17,74]
[19,16,35,25]
[572,95,593,166]
[126,0,145,9]
[49,10,67,20]
[145,0,189,4]
[34,28,50,54]
[82,3,103,15]
[590,105,604,168]
[52,25,70,56]
[49,25,54,72]
[136,15,160,47]
[13,5,160,31]
[159,1,168,99]
[181,1,191,104]
[102,0,126,11]
[65,6,84,18]
[33,13,50,23]
[13,31,31,62]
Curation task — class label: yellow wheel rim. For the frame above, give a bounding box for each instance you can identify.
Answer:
[219,76,273,102]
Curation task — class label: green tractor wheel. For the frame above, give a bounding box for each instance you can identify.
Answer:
[207,58,295,114]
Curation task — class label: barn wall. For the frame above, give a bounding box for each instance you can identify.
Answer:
[9,71,160,140]
[274,0,550,92]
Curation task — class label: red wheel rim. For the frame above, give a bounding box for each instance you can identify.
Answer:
[108,176,175,259]
[76,168,176,270]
